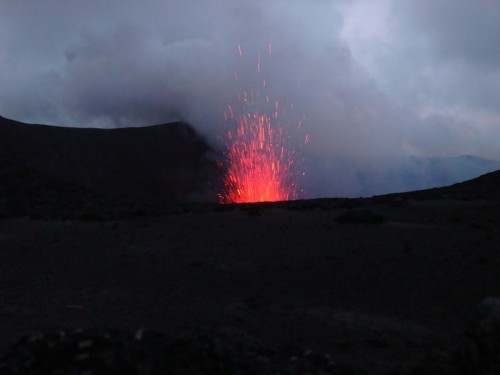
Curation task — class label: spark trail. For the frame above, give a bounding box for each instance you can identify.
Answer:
[218,44,307,203]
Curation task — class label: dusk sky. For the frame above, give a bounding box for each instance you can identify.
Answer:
[1,0,500,161]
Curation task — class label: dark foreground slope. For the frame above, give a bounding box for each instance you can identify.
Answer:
[1,195,500,373]
[0,116,219,211]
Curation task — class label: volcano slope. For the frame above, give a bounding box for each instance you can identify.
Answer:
[1,118,500,373]
[0,115,219,212]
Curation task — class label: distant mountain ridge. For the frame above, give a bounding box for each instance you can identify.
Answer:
[304,154,500,198]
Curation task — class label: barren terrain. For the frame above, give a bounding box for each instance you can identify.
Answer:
[2,197,500,372]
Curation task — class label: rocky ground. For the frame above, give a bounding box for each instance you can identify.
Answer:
[1,195,500,373]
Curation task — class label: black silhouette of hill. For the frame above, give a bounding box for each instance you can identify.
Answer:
[304,154,500,198]
[443,168,500,199]
[0,115,219,217]
[375,168,500,202]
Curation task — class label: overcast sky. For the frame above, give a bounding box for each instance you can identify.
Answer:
[1,0,500,161]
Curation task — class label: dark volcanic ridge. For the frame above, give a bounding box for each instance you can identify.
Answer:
[0,115,221,218]
[2,114,500,219]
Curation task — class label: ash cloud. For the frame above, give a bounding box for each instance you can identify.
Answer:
[1,0,500,198]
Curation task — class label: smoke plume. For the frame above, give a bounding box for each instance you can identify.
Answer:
[1,1,500,198]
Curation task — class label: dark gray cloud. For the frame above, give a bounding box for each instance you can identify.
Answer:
[386,0,500,115]
[342,0,500,159]
[396,0,500,67]
[1,0,500,197]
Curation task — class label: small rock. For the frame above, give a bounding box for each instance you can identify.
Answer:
[456,297,500,374]
[336,209,385,224]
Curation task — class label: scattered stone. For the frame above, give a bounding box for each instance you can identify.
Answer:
[189,260,205,268]
[336,209,385,224]
[0,327,340,374]
[456,297,500,374]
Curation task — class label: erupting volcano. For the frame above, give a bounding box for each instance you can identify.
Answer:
[218,44,307,204]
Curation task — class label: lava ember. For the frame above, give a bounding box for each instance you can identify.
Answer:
[218,44,306,204]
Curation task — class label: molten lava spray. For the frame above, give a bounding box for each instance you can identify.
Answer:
[218,44,306,204]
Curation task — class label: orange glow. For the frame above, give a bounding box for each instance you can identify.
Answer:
[219,111,298,203]
[218,44,305,204]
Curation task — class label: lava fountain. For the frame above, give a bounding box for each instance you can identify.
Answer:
[218,44,308,204]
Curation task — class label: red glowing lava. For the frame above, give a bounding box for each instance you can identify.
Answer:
[218,44,307,204]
